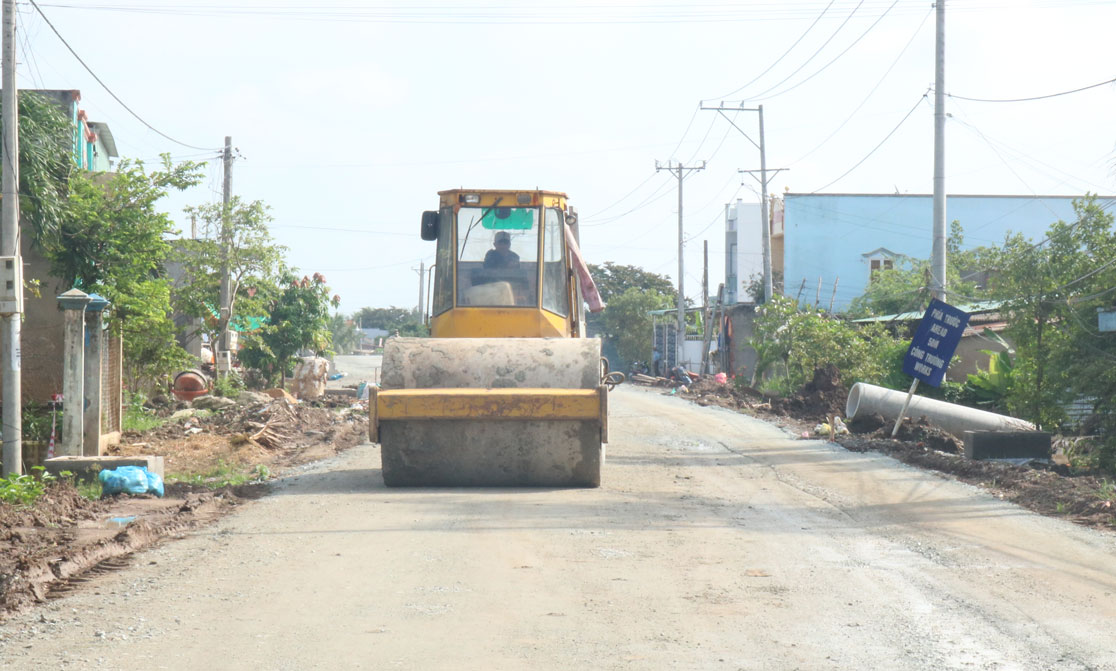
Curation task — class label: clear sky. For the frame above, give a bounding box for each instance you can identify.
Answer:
[15,0,1116,313]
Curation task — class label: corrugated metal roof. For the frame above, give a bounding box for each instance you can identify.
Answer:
[852,300,1004,323]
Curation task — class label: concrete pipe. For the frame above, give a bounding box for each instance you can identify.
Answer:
[846,382,1035,438]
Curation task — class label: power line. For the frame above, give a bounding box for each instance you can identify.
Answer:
[29,2,945,24]
[744,0,901,103]
[945,75,1116,103]
[730,0,866,104]
[581,171,662,219]
[810,92,926,193]
[789,5,931,166]
[28,0,221,151]
[704,0,838,101]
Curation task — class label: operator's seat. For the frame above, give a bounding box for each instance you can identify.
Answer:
[464,281,515,306]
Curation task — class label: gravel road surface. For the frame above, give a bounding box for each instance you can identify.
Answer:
[2,384,1114,670]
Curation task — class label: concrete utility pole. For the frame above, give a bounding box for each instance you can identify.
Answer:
[700,102,787,304]
[655,159,705,368]
[700,241,711,374]
[931,0,947,301]
[1,0,21,475]
[413,262,425,317]
[219,136,232,370]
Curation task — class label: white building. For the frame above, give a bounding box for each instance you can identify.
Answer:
[723,199,763,304]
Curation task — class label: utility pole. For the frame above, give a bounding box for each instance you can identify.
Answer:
[931,0,947,301]
[655,159,705,368]
[413,262,425,317]
[1,0,20,476]
[700,102,787,304]
[218,136,232,372]
[701,241,711,374]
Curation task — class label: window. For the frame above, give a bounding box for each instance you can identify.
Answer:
[432,207,454,316]
[868,257,894,282]
[456,206,539,307]
[541,208,569,316]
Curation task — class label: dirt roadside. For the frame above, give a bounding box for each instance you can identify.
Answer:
[0,390,367,617]
[676,366,1116,531]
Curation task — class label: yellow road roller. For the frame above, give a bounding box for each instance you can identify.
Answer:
[369,189,619,487]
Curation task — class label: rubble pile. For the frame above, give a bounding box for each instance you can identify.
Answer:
[123,391,368,454]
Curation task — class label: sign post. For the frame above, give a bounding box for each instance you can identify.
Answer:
[892,299,971,437]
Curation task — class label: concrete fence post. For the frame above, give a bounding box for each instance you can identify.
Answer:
[83,293,110,457]
[57,289,91,457]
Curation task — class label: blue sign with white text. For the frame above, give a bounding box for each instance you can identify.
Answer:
[901,299,970,387]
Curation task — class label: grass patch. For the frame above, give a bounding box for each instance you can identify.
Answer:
[167,461,270,489]
[75,479,103,500]
[1098,479,1116,502]
[123,402,165,433]
[0,466,72,505]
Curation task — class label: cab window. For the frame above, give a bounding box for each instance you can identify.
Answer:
[541,208,569,316]
[456,206,539,307]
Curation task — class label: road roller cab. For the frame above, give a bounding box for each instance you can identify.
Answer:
[424,189,585,339]
[370,189,615,487]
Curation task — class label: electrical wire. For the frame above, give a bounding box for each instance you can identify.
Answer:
[744,0,900,103]
[703,0,838,101]
[945,75,1116,103]
[810,92,926,193]
[28,0,221,151]
[581,171,662,219]
[732,0,866,104]
[789,5,930,166]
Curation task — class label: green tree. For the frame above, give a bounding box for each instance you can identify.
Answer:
[173,198,286,350]
[329,313,363,354]
[744,270,784,304]
[597,287,673,366]
[585,263,679,353]
[239,273,340,387]
[47,157,204,390]
[352,306,426,337]
[587,262,675,302]
[3,92,74,245]
[986,197,1116,436]
[749,294,904,393]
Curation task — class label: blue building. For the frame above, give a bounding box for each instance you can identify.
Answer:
[778,193,1116,312]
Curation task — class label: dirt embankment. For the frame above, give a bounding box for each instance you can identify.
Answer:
[0,392,368,617]
[675,366,1115,531]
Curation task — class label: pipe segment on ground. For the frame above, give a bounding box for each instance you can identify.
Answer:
[846,382,1035,439]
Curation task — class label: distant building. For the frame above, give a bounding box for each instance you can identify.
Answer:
[2,89,119,171]
[727,193,1116,311]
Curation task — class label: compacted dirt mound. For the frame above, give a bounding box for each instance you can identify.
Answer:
[687,377,763,411]
[768,364,848,421]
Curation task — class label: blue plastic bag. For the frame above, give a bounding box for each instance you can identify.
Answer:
[99,466,164,497]
[145,470,165,497]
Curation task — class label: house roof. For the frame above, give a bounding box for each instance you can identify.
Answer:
[852,300,1004,323]
[86,122,118,157]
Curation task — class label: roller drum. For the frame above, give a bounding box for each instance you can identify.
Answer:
[376,337,605,487]
[382,337,601,390]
